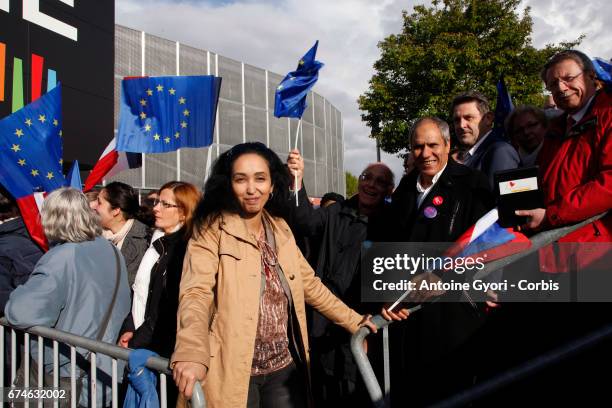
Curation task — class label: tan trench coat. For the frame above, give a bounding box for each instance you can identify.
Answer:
[171,211,363,408]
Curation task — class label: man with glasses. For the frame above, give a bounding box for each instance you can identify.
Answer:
[451,90,521,187]
[516,49,611,244]
[285,150,394,406]
[507,49,612,405]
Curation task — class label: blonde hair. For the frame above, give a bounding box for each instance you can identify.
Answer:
[42,188,102,243]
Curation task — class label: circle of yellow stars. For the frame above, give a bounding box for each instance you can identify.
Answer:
[138,85,190,143]
[9,115,63,178]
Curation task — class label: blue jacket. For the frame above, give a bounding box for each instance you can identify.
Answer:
[0,217,43,312]
[464,131,521,188]
[5,237,131,407]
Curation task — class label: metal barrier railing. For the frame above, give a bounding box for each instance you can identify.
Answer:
[0,318,206,408]
[351,212,608,407]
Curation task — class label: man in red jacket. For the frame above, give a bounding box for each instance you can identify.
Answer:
[517,50,611,266]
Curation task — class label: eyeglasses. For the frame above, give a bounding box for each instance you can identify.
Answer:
[153,199,179,209]
[359,172,390,189]
[545,72,583,91]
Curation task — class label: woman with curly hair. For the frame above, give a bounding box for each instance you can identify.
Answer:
[171,142,376,408]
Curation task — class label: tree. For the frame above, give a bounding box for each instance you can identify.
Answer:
[345,172,358,197]
[359,0,581,153]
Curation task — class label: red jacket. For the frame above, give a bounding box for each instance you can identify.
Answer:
[537,90,612,272]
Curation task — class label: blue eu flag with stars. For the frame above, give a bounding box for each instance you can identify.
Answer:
[274,41,324,119]
[117,76,222,153]
[0,84,66,199]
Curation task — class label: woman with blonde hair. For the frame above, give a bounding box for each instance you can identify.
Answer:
[6,187,131,407]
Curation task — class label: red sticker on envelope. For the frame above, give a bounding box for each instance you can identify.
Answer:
[433,196,444,206]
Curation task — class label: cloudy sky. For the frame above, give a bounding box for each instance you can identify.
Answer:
[116,0,612,182]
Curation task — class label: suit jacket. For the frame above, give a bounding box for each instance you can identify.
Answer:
[389,161,495,386]
[392,159,494,243]
[464,131,521,188]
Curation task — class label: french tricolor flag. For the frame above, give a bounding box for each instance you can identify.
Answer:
[447,208,531,261]
[84,137,142,192]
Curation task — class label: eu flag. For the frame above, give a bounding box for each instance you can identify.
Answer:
[493,77,514,140]
[274,41,324,119]
[0,84,66,249]
[117,76,221,153]
[0,84,66,198]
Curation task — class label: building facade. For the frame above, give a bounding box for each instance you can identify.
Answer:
[111,25,345,197]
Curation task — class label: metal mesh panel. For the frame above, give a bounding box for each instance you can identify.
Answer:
[333,168,339,193]
[303,92,314,125]
[326,99,333,141]
[179,147,208,188]
[315,163,328,197]
[301,123,314,160]
[218,100,243,146]
[267,72,284,111]
[115,26,141,76]
[114,77,121,129]
[330,108,338,138]
[327,163,333,194]
[337,137,343,176]
[303,159,315,196]
[244,64,266,108]
[315,126,326,163]
[145,34,176,75]
[245,107,266,144]
[109,166,142,188]
[269,116,289,155]
[331,124,337,170]
[314,94,325,129]
[209,53,218,75]
[218,56,242,103]
[145,152,177,188]
[218,144,232,156]
[179,44,207,75]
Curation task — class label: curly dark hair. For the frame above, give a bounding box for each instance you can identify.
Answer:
[193,142,290,237]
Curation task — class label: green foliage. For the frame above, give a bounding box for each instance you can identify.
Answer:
[345,172,358,197]
[358,0,582,153]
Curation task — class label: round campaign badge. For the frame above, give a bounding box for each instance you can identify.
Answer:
[433,196,444,206]
[424,206,437,219]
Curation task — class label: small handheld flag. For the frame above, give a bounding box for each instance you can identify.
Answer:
[493,77,514,140]
[274,41,324,119]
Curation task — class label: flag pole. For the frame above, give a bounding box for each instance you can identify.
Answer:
[293,118,302,206]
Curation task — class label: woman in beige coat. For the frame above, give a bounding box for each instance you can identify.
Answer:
[171,142,375,408]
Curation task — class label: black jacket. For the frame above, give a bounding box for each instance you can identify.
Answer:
[291,188,390,315]
[121,228,188,357]
[0,218,44,313]
[389,161,495,405]
[392,159,494,242]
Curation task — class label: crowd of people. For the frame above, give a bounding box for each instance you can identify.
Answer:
[0,49,610,407]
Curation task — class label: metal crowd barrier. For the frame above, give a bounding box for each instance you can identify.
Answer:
[0,318,206,408]
[351,212,608,407]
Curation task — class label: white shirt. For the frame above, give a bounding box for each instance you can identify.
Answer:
[131,228,165,329]
[467,129,493,157]
[416,163,447,209]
